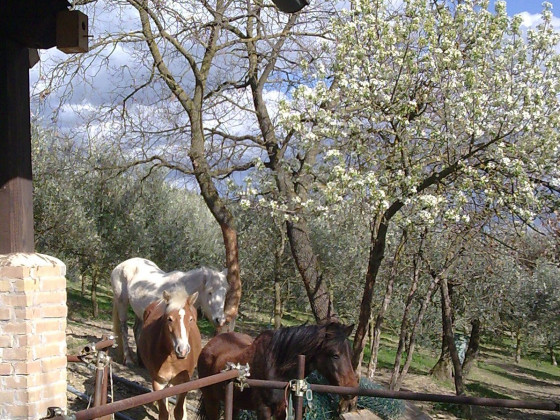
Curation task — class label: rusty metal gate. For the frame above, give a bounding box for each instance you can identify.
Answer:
[50,342,560,420]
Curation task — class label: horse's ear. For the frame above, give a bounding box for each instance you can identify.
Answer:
[162,290,171,302]
[188,291,199,307]
[344,324,355,338]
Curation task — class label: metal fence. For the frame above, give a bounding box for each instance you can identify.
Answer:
[49,342,560,420]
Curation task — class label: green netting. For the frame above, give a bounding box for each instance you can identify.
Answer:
[237,372,405,420]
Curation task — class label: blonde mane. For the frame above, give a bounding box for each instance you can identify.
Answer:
[163,289,193,313]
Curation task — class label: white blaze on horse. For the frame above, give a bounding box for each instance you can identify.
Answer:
[111,257,228,366]
[138,289,202,420]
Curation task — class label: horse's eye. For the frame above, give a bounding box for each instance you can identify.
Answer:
[189,317,194,322]
[167,316,173,323]
[332,354,340,360]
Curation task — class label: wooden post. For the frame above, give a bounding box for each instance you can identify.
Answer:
[0,37,34,254]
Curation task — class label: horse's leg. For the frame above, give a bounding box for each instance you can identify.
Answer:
[173,392,186,420]
[133,316,144,367]
[112,303,125,363]
[200,389,220,420]
[272,404,287,420]
[114,299,133,367]
[153,381,169,420]
[256,405,273,420]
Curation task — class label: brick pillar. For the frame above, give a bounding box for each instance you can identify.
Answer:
[0,253,67,419]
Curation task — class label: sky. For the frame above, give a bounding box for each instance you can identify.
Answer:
[30,0,560,137]
[490,0,560,15]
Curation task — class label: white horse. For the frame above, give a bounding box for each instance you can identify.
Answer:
[111,257,229,366]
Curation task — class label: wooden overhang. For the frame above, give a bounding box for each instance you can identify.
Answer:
[0,0,73,254]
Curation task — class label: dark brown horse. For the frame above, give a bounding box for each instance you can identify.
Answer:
[197,322,358,420]
[138,290,202,420]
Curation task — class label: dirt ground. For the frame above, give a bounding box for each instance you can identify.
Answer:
[65,317,560,420]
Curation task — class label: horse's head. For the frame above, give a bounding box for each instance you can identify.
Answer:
[162,290,199,359]
[314,322,357,387]
[199,269,229,327]
[315,322,358,411]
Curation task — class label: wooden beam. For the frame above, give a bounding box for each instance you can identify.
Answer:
[0,37,34,253]
[0,0,70,49]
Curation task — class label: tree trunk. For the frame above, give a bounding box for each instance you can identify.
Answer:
[191,120,241,333]
[430,285,453,382]
[285,219,337,321]
[515,329,522,364]
[244,14,336,325]
[133,1,242,333]
[91,269,99,318]
[274,281,283,329]
[366,318,376,378]
[430,337,452,381]
[440,278,465,395]
[352,196,408,373]
[392,278,439,390]
[352,214,388,372]
[390,248,426,389]
[273,223,286,329]
[462,318,481,376]
[369,231,406,377]
[193,155,241,332]
[81,273,86,296]
[550,344,558,366]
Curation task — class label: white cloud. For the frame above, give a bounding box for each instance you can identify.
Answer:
[516,11,560,30]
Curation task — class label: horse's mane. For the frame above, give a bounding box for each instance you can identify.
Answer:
[178,266,229,290]
[163,289,190,313]
[202,267,228,289]
[269,322,348,374]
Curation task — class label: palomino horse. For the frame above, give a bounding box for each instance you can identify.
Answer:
[138,289,202,420]
[197,322,358,420]
[111,257,228,366]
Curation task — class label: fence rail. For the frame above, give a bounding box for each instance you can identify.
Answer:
[51,347,560,420]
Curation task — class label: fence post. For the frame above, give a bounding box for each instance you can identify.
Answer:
[91,335,111,420]
[224,381,234,420]
[295,355,305,420]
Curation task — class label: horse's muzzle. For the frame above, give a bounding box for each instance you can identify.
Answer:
[175,343,190,359]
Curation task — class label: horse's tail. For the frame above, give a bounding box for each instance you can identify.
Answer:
[112,301,125,363]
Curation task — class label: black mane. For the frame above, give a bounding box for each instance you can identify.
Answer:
[268,322,349,374]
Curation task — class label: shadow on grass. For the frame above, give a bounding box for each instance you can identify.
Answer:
[479,344,513,359]
[466,381,513,400]
[494,363,560,384]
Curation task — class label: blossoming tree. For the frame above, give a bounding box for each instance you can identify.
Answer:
[279,0,560,388]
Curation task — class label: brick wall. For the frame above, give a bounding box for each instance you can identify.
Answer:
[0,253,67,420]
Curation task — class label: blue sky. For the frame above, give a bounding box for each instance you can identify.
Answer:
[490,0,559,15]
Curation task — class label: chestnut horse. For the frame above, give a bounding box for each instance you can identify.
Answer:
[138,290,202,420]
[197,322,358,420]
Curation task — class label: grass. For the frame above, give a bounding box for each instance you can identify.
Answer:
[361,333,439,375]
[67,279,114,321]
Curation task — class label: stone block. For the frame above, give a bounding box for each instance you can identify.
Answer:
[340,410,383,420]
